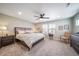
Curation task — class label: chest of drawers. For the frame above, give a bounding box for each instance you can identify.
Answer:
[0,35,15,48]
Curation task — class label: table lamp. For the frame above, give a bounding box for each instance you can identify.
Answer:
[0,26,7,36]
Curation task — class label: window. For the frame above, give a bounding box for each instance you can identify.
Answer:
[42,24,56,34]
[42,24,48,33]
[76,19,79,26]
[48,24,56,34]
[49,24,56,29]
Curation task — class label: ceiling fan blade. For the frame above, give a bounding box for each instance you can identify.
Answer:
[42,17,49,19]
[40,13,45,17]
[42,13,45,16]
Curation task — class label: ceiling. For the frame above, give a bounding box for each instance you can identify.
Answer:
[0,3,79,23]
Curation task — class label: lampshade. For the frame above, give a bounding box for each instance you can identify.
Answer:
[2,26,7,30]
[0,26,7,30]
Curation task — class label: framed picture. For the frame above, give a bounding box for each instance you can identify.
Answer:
[58,25,63,30]
[64,24,69,30]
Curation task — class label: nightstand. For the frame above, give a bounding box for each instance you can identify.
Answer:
[49,34,53,40]
[0,37,2,48]
[1,35,15,47]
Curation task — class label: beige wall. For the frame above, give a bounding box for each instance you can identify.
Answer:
[32,23,42,33]
[0,14,33,35]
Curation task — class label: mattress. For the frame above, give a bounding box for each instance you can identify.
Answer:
[16,33,44,48]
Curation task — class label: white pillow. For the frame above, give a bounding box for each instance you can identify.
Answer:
[18,30,25,34]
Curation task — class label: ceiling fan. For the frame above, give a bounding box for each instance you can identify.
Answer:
[66,3,70,7]
[34,13,49,20]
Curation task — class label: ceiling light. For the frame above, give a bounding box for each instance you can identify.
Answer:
[18,11,22,15]
[39,18,48,20]
[39,18,43,20]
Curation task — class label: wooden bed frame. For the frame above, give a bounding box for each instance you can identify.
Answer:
[14,27,44,51]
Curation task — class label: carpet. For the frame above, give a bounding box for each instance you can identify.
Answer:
[0,38,78,56]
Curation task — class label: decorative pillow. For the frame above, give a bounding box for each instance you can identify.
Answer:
[24,32,30,34]
[18,30,25,34]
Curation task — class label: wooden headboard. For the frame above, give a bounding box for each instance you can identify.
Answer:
[14,27,32,37]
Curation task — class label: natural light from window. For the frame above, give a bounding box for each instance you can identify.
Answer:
[49,24,56,29]
[49,24,56,34]
[42,24,56,34]
[76,19,79,26]
[42,24,48,33]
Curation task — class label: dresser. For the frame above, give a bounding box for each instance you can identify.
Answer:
[0,37,1,48]
[0,35,15,48]
[70,34,79,54]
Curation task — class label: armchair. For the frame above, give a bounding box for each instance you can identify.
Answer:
[60,32,70,43]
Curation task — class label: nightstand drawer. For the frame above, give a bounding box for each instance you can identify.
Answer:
[2,40,13,46]
[1,35,15,46]
[2,39,13,43]
[0,37,2,48]
[7,36,14,39]
[2,37,13,41]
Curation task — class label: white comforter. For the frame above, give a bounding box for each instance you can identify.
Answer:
[16,33,44,48]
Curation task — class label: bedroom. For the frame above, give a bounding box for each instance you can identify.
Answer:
[0,3,79,56]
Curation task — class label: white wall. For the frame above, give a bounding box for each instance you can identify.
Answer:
[37,18,72,38]
[0,14,33,34]
[72,13,79,33]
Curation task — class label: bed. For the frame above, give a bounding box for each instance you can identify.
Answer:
[14,27,44,50]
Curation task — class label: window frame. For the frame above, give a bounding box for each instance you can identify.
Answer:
[76,19,79,26]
